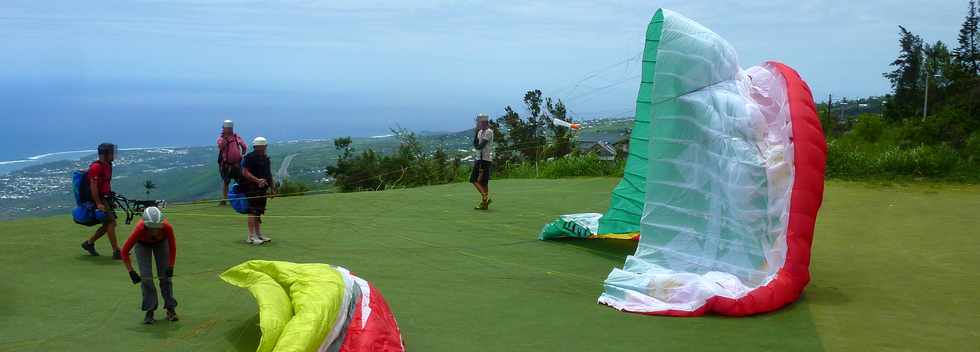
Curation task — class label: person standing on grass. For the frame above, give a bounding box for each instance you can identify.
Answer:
[241,137,276,245]
[470,113,494,210]
[217,119,247,206]
[121,207,178,324]
[81,143,122,259]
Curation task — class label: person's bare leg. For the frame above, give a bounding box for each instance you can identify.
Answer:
[247,215,256,238]
[220,179,229,205]
[472,182,488,200]
[88,225,107,243]
[254,216,262,237]
[106,220,119,251]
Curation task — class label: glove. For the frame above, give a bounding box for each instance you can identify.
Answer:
[166,267,174,278]
[129,270,141,284]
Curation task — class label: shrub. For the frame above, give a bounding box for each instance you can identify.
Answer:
[277,179,310,197]
[492,154,624,179]
[826,140,966,179]
[965,131,980,163]
[852,114,886,143]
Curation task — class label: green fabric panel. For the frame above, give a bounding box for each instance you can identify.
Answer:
[598,9,664,235]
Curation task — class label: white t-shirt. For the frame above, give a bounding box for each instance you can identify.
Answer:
[475,128,494,161]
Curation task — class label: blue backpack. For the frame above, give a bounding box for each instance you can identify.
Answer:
[228,183,250,214]
[71,169,104,226]
[72,169,92,206]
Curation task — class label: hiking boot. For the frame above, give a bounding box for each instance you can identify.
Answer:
[256,234,272,243]
[81,241,99,256]
[165,309,179,322]
[143,310,155,324]
[112,249,122,260]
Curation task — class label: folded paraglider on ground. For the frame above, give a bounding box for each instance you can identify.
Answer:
[221,260,406,352]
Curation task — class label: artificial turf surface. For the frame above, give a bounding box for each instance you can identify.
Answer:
[0,178,977,351]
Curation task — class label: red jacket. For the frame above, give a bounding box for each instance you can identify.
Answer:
[121,220,176,267]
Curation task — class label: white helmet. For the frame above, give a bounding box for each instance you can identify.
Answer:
[253,137,268,146]
[223,120,234,128]
[143,207,165,229]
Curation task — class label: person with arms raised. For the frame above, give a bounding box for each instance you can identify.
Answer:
[470,114,494,210]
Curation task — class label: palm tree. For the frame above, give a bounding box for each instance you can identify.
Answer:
[144,180,156,197]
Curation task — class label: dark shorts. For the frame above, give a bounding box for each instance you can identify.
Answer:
[219,163,242,183]
[469,160,492,186]
[245,188,268,215]
[97,196,117,225]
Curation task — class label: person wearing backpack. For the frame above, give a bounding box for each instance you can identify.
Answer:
[217,120,247,206]
[241,137,276,245]
[80,143,121,259]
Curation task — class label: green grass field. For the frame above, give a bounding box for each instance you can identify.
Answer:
[1,178,978,351]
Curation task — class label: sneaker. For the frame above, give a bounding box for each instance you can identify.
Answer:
[143,310,155,324]
[112,249,122,260]
[81,241,99,256]
[218,201,227,206]
[474,198,490,210]
[165,309,179,322]
[256,234,272,243]
[246,236,265,245]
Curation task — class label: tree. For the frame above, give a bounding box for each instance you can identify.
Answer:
[924,41,954,115]
[333,137,353,160]
[545,97,574,158]
[432,147,449,183]
[883,26,924,120]
[954,0,980,76]
[520,90,549,162]
[497,103,546,162]
[143,180,156,197]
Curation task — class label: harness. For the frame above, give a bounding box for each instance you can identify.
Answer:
[107,192,167,225]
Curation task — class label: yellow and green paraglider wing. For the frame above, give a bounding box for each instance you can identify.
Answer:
[221,260,345,352]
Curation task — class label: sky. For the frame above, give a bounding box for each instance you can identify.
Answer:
[0,0,968,160]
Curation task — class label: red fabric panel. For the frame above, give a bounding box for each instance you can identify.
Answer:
[637,62,826,317]
[339,282,406,352]
[709,62,826,316]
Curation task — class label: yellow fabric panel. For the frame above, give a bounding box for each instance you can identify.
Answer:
[594,233,641,240]
[220,260,346,352]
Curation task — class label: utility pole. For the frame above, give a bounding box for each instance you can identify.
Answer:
[923,74,929,121]
[922,73,941,121]
[826,93,833,134]
[827,94,833,118]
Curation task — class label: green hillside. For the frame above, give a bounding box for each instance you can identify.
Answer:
[1,179,978,351]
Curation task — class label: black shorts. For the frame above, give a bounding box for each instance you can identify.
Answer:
[469,160,492,186]
[219,163,242,183]
[245,188,268,215]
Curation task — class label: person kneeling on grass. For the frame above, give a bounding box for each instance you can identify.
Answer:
[121,207,178,324]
